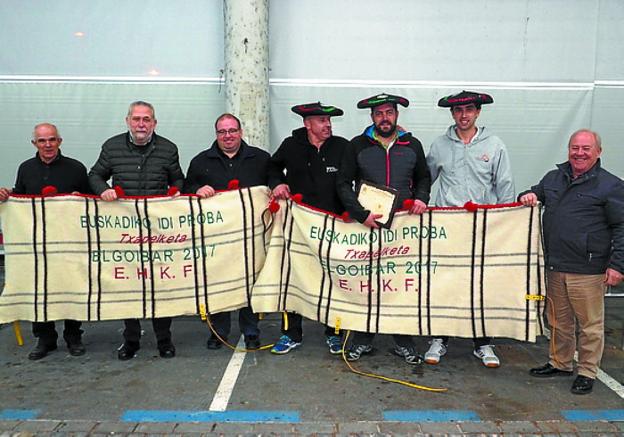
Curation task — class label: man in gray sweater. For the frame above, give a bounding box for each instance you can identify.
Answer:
[424,91,515,368]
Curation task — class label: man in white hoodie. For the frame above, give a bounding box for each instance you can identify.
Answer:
[425,90,515,368]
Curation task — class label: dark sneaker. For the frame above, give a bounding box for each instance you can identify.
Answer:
[326,335,343,355]
[392,345,422,365]
[346,344,373,361]
[117,342,140,361]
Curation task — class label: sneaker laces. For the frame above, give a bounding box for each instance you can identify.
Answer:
[348,343,371,358]
[327,336,342,347]
[395,345,422,364]
[277,335,293,346]
[478,344,496,358]
[427,338,446,355]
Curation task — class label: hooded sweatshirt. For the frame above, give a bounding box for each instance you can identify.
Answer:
[427,126,515,206]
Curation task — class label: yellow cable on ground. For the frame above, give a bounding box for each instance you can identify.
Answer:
[199,305,274,352]
[341,330,447,393]
[13,321,23,346]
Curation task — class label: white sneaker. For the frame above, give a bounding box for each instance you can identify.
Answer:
[473,344,500,368]
[424,338,447,365]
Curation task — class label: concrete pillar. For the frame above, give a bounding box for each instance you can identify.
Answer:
[223,0,269,148]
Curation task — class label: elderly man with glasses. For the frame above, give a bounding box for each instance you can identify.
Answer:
[89,101,185,361]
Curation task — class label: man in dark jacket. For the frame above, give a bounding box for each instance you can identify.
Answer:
[336,93,431,364]
[184,113,269,350]
[0,123,90,360]
[89,101,184,360]
[268,102,349,355]
[520,129,624,395]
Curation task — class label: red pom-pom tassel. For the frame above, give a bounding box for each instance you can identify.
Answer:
[167,186,179,196]
[227,179,240,190]
[269,200,280,213]
[291,193,303,203]
[402,198,414,210]
[463,201,478,212]
[113,185,125,198]
[41,185,58,196]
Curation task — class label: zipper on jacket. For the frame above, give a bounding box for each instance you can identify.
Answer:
[385,148,391,186]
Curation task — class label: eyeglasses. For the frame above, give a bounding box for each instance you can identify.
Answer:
[34,137,60,145]
[216,128,240,136]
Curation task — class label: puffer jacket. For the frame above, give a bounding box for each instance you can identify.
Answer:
[89,132,184,196]
[337,125,431,223]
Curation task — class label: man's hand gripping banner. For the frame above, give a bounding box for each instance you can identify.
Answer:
[0,190,545,342]
[0,187,272,323]
[251,200,546,342]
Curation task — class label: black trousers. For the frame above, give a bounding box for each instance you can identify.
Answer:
[123,317,172,346]
[281,312,340,343]
[32,320,82,345]
[209,306,259,339]
[351,331,414,348]
[438,336,491,348]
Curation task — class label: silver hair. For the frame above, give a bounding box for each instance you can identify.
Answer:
[32,123,61,141]
[127,101,156,120]
[569,129,602,150]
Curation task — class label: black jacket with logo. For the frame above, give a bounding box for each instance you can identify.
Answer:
[183,140,270,193]
[268,127,348,214]
[519,160,624,275]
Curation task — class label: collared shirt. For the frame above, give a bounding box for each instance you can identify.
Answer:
[128,131,154,147]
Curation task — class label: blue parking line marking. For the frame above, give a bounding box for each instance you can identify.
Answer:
[0,409,40,420]
[121,410,300,423]
[384,410,481,422]
[562,409,624,421]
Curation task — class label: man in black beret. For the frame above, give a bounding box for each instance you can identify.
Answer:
[268,102,350,355]
[424,90,515,368]
[336,93,431,364]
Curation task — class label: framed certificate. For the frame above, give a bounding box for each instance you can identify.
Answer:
[357,180,399,228]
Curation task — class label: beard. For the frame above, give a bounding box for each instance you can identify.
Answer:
[374,122,397,138]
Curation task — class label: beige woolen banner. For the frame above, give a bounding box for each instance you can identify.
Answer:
[0,187,272,323]
[251,201,546,342]
[0,191,545,342]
